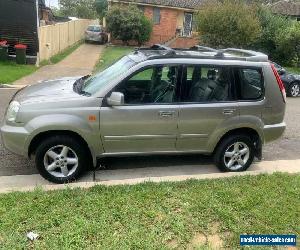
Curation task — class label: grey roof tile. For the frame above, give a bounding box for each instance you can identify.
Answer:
[113,0,203,9]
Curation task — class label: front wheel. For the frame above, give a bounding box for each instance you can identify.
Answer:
[214,134,254,172]
[35,135,88,183]
[288,82,300,97]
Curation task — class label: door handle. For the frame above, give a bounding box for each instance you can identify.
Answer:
[159,111,175,117]
[223,108,236,115]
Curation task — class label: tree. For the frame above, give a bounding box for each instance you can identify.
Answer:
[106,5,153,45]
[95,0,108,20]
[254,8,291,58]
[275,22,300,66]
[196,0,261,48]
[59,0,97,19]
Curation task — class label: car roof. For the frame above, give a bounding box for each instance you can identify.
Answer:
[129,45,269,64]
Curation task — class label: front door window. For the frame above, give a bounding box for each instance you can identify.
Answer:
[114,65,179,104]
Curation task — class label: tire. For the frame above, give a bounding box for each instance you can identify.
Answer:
[214,134,255,172]
[35,135,89,184]
[287,82,300,97]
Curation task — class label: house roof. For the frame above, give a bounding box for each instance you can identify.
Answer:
[270,0,300,17]
[110,0,203,9]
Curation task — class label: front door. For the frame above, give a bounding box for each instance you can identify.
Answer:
[183,13,193,37]
[176,65,239,152]
[100,65,180,154]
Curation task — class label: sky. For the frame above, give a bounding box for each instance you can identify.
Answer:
[44,0,59,8]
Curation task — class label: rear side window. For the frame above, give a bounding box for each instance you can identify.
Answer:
[235,68,264,100]
[181,65,233,103]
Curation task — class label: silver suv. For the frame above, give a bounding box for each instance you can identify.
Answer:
[1,45,286,183]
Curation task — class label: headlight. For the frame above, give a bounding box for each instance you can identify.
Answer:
[6,101,20,122]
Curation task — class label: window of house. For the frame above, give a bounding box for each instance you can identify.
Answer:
[138,5,145,13]
[235,68,264,100]
[153,7,161,24]
[114,65,179,104]
[181,66,232,103]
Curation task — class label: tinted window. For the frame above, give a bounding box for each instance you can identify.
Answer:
[153,7,160,24]
[114,65,179,104]
[181,66,232,102]
[236,68,263,100]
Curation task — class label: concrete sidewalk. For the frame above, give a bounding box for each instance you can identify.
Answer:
[0,159,299,194]
[13,44,103,86]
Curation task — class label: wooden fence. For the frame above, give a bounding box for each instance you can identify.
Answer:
[38,19,97,62]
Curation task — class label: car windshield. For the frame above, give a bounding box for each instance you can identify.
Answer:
[87,26,101,32]
[82,56,136,95]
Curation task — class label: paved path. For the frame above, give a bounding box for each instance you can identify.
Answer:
[13,44,103,85]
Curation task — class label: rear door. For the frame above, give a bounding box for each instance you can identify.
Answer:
[232,67,265,121]
[176,64,239,152]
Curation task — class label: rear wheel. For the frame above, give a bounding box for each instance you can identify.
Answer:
[288,82,300,97]
[214,134,254,172]
[35,135,88,183]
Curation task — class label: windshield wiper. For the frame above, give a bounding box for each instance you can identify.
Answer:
[73,75,91,95]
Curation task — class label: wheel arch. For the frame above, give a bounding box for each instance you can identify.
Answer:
[28,130,93,164]
[212,127,262,159]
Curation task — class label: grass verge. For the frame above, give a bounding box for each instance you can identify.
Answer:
[94,46,133,73]
[40,40,83,66]
[0,61,37,84]
[0,173,298,249]
[286,67,300,74]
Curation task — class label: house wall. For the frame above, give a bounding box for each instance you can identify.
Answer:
[144,6,179,44]
[109,3,198,47]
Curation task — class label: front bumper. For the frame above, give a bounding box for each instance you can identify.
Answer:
[263,122,286,143]
[0,124,29,157]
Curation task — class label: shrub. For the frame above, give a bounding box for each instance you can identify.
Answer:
[196,0,261,48]
[275,22,300,66]
[254,8,292,61]
[106,5,153,46]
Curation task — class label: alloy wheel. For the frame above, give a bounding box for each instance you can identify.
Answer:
[43,145,78,178]
[291,84,300,97]
[223,142,250,171]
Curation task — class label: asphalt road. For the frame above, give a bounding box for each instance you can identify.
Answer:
[0,88,299,176]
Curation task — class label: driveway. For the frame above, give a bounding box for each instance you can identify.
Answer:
[1,87,300,177]
[13,44,104,86]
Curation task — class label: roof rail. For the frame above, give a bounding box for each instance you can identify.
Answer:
[136,44,176,56]
[190,45,218,52]
[219,48,268,62]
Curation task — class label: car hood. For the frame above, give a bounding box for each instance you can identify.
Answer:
[14,76,83,103]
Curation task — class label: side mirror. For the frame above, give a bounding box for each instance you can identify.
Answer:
[278,68,286,75]
[107,92,124,106]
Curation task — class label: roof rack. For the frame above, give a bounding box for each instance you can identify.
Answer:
[189,45,218,52]
[136,44,176,56]
[219,48,268,62]
[134,44,268,62]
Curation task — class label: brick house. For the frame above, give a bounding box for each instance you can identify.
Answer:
[107,0,202,47]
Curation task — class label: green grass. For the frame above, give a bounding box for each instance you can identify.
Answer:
[286,67,300,74]
[0,173,299,249]
[94,46,133,73]
[0,61,37,84]
[40,40,83,66]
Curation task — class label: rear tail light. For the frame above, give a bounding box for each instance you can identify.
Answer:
[271,63,286,103]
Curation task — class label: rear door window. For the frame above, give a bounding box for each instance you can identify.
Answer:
[235,68,264,100]
[180,65,233,103]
